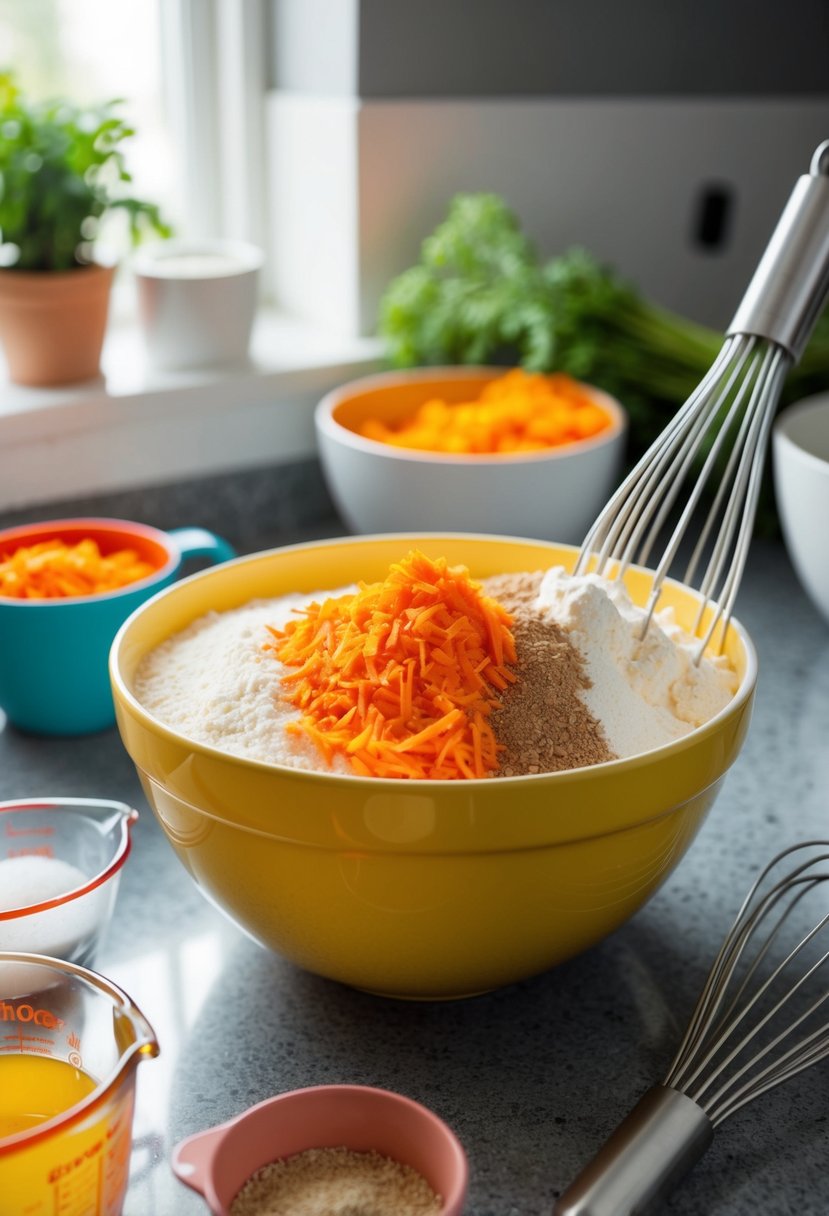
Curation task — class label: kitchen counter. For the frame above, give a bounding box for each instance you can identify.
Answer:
[1,527,827,1216]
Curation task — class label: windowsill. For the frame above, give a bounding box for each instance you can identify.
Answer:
[0,310,382,513]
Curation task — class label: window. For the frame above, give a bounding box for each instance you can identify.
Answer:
[0,0,181,234]
[0,0,267,273]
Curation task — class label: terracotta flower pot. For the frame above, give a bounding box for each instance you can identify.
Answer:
[0,263,115,387]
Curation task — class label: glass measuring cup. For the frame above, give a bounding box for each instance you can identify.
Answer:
[0,952,159,1216]
[0,798,137,966]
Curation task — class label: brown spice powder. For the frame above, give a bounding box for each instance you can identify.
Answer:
[229,1146,442,1216]
[482,572,615,775]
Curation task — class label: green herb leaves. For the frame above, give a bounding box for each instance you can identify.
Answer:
[380,194,557,371]
[0,72,171,272]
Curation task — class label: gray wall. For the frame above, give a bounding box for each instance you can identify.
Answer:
[270,0,829,97]
[264,0,829,333]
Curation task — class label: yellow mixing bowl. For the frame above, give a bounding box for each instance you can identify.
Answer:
[109,535,757,1000]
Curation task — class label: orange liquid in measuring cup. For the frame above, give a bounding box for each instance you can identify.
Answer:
[0,1055,97,1138]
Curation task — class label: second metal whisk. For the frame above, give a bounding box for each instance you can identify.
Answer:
[554,840,829,1216]
[576,142,829,657]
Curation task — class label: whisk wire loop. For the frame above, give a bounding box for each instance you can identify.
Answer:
[662,844,829,1128]
[573,340,735,581]
[691,346,790,653]
[684,916,829,1122]
[576,334,792,661]
[638,337,756,580]
[705,875,824,1029]
[705,986,829,1126]
[662,854,824,1083]
[574,142,829,667]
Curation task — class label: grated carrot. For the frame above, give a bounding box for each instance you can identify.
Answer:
[0,538,156,600]
[357,369,612,455]
[265,549,517,780]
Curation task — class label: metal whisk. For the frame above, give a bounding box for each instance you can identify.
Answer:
[575,142,829,657]
[553,841,829,1216]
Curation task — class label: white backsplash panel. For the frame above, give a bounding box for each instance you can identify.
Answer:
[267,94,829,335]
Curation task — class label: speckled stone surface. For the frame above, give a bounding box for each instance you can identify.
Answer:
[0,458,336,553]
[0,494,827,1215]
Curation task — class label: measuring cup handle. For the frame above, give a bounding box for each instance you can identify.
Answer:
[167,527,236,566]
[171,1124,229,1199]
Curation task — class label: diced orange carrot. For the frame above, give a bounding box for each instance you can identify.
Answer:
[356,369,612,455]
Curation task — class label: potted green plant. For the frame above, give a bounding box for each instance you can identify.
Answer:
[0,72,171,387]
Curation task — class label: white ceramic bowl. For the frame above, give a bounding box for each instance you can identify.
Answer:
[315,367,627,543]
[772,392,829,624]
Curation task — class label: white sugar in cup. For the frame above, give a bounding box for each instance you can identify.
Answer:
[0,856,109,959]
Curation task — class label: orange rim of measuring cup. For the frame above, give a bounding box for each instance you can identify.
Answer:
[0,952,159,1155]
[0,517,178,601]
[0,799,138,919]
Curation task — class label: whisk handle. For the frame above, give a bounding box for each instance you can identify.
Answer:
[553,1085,713,1216]
[727,140,829,362]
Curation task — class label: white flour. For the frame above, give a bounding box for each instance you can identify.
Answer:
[134,592,354,771]
[537,567,738,758]
[0,856,105,956]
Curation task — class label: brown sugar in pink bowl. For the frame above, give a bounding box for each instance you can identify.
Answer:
[171,1083,469,1215]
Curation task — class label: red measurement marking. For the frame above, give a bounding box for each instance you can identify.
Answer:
[4,823,55,837]
[0,1001,64,1029]
[48,1137,105,1183]
[7,845,55,858]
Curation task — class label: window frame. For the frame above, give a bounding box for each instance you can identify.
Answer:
[160,0,269,261]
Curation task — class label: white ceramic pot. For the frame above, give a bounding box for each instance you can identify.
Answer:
[772,392,829,625]
[133,239,265,372]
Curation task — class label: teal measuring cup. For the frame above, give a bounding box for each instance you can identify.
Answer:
[0,517,235,735]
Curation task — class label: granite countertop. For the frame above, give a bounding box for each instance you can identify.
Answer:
[1,525,827,1216]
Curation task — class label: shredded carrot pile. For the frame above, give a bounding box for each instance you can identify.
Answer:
[265,550,517,780]
[0,538,156,599]
[358,369,612,455]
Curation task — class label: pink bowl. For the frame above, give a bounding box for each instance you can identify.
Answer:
[171,1083,469,1215]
